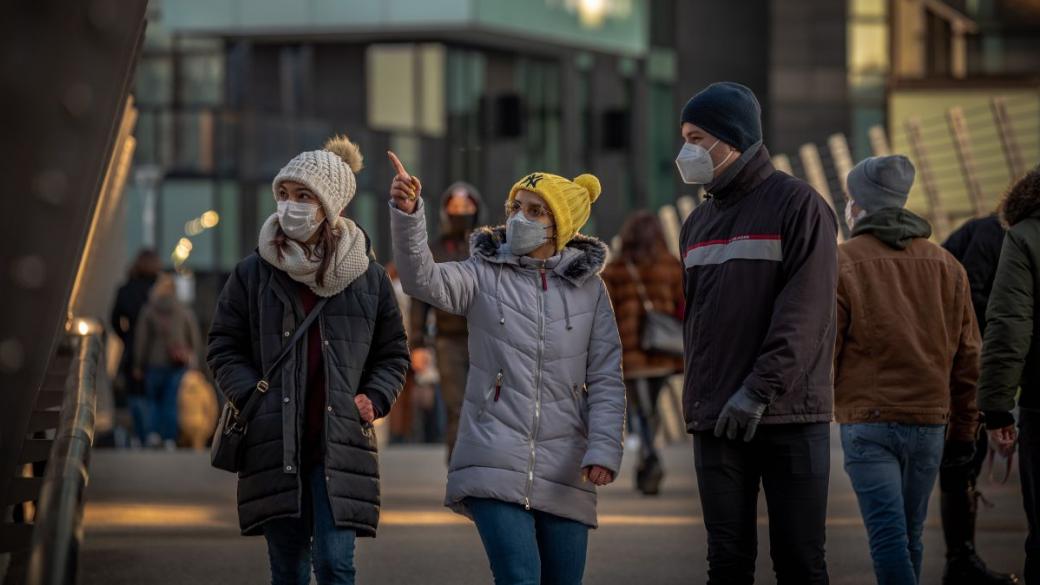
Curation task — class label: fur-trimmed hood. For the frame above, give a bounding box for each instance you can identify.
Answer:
[468,225,609,287]
[1000,168,1040,227]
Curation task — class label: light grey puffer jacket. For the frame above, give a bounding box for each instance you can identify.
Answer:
[391,199,626,527]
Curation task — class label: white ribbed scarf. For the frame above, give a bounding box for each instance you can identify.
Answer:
[258,214,369,297]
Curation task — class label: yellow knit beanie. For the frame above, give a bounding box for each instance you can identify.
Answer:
[507,172,602,251]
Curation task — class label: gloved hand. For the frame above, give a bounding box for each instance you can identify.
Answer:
[941,439,976,468]
[714,386,769,442]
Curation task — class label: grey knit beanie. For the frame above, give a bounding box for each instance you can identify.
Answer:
[847,155,916,213]
[272,135,364,221]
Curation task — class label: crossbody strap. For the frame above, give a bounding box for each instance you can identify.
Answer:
[232,296,329,422]
[624,260,655,314]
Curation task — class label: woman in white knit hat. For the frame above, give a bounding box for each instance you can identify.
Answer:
[207,135,410,585]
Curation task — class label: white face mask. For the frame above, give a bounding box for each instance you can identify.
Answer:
[675,140,734,185]
[844,202,866,231]
[506,213,550,256]
[277,200,322,242]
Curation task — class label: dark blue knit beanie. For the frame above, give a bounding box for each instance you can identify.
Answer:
[680,82,763,151]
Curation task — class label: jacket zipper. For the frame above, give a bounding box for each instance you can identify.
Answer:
[479,370,504,419]
[572,383,588,436]
[525,264,547,510]
[319,314,335,513]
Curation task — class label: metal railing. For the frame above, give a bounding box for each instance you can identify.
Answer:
[24,333,100,585]
[0,333,101,585]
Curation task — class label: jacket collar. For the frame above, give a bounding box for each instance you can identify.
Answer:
[469,226,609,287]
[705,144,775,205]
[851,207,932,250]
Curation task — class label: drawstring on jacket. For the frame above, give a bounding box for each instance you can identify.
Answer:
[558,286,573,330]
[494,264,506,325]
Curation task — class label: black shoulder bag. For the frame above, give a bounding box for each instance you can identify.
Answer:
[210,297,328,472]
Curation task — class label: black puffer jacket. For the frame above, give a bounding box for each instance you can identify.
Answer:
[942,214,1006,334]
[207,249,409,537]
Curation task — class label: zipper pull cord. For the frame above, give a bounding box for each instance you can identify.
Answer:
[540,267,548,291]
[494,371,503,402]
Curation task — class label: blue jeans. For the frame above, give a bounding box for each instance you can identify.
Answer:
[841,423,945,585]
[264,465,357,585]
[127,394,151,444]
[144,366,185,441]
[467,497,589,585]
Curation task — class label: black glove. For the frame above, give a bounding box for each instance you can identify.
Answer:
[941,439,976,468]
[714,386,769,442]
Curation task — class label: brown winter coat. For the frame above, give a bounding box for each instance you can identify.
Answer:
[834,208,980,441]
[601,253,685,379]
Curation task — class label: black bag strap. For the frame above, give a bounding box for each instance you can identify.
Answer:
[231,297,329,424]
[624,260,655,314]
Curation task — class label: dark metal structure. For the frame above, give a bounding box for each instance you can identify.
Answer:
[0,1,149,582]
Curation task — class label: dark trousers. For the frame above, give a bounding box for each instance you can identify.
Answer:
[625,375,669,461]
[1020,408,1040,583]
[693,422,830,585]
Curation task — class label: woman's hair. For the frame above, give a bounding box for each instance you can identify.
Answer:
[129,249,161,279]
[618,210,669,264]
[271,218,339,287]
[999,165,1040,227]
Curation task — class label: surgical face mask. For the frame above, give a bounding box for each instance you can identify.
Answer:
[506,212,550,256]
[277,200,322,242]
[675,140,734,185]
[844,202,866,230]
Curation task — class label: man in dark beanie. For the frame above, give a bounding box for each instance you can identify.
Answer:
[677,81,838,584]
[836,155,981,585]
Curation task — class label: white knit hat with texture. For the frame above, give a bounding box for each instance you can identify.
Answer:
[272,135,364,222]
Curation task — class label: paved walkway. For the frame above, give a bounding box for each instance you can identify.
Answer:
[81,426,1026,584]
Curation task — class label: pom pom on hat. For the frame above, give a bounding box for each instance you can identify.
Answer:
[324,134,364,174]
[573,174,602,203]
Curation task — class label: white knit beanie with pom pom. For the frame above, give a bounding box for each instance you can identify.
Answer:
[272,134,365,221]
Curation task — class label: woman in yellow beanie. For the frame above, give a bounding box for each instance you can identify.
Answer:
[388,152,626,584]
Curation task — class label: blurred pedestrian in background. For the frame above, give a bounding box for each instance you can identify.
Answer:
[601,210,684,495]
[110,248,161,447]
[835,155,980,585]
[133,272,202,450]
[408,181,483,458]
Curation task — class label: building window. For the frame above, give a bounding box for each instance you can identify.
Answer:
[366,44,446,137]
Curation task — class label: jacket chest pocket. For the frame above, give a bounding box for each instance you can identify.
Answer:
[478,370,504,421]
